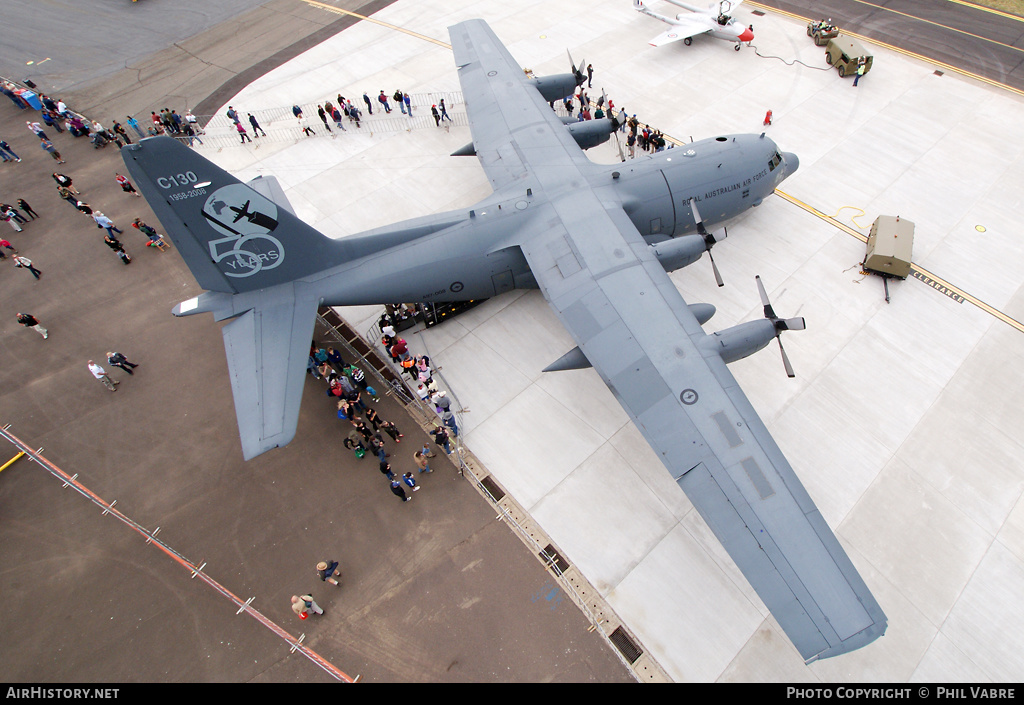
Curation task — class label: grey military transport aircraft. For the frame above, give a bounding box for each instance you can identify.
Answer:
[122,19,886,662]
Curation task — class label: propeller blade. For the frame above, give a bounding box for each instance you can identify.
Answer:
[778,337,796,378]
[708,250,725,288]
[690,198,706,234]
[567,50,586,85]
[779,317,806,331]
[755,275,776,319]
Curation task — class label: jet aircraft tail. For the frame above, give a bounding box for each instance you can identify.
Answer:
[121,136,345,294]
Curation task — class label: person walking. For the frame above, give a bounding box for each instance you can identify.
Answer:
[291,594,324,619]
[316,560,342,586]
[3,206,23,232]
[390,479,411,502]
[107,351,138,375]
[402,472,420,492]
[431,105,441,127]
[377,91,391,113]
[52,173,79,194]
[115,173,142,197]
[362,92,373,115]
[316,105,333,134]
[13,254,41,279]
[87,360,118,391]
[0,139,21,162]
[404,92,413,116]
[17,198,39,220]
[414,450,431,474]
[247,113,266,137]
[92,211,123,237]
[236,122,252,143]
[16,312,47,339]
[103,235,132,265]
[39,138,65,163]
[439,99,452,123]
[0,238,17,255]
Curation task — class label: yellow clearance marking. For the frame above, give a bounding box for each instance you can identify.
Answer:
[774,190,1024,334]
[0,451,24,473]
[747,2,1024,97]
[847,0,1024,53]
[947,0,1024,22]
[297,0,452,48]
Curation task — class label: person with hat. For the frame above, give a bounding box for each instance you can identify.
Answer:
[316,560,342,586]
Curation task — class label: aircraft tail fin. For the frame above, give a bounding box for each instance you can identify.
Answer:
[121,136,342,294]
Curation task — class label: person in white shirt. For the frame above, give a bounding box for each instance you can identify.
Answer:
[87,360,118,391]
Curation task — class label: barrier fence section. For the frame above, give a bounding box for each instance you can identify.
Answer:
[0,424,358,684]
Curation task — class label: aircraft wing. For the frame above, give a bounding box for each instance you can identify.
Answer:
[647,15,714,46]
[448,18,885,660]
[517,199,887,661]
[449,20,595,191]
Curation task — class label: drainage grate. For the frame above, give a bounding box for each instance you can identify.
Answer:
[609,626,643,664]
[539,544,570,573]
[479,475,505,502]
[934,70,944,77]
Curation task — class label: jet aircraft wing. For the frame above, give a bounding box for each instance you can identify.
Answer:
[647,15,714,46]
[450,18,886,661]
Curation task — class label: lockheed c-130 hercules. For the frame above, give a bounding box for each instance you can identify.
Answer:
[122,18,886,663]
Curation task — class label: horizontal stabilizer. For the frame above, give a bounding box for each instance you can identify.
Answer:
[542,346,592,372]
[221,285,320,460]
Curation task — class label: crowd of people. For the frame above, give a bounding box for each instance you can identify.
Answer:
[2,81,180,393]
[308,332,458,508]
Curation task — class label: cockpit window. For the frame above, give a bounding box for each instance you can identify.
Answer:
[768,151,782,172]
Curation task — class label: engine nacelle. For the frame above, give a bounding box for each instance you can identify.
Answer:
[530,73,578,103]
[565,118,615,150]
[700,319,776,364]
[651,234,706,273]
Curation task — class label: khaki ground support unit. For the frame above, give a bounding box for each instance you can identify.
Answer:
[826,35,874,77]
[864,215,915,279]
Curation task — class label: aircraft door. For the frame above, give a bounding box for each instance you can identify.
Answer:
[492,270,514,295]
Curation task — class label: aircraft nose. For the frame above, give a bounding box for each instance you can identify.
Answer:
[783,151,799,175]
[739,26,754,42]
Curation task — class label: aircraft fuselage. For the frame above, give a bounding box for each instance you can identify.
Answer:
[311,133,796,306]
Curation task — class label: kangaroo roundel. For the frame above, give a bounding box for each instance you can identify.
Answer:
[202,184,284,278]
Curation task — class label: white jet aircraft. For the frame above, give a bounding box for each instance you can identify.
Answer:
[634,0,754,50]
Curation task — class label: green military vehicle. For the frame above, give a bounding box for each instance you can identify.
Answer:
[825,35,873,77]
[806,19,839,46]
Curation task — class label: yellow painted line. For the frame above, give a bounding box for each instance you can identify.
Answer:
[774,189,1024,334]
[947,0,1024,23]
[297,0,452,48]
[747,2,1024,97]
[848,0,1024,53]
[0,451,24,473]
